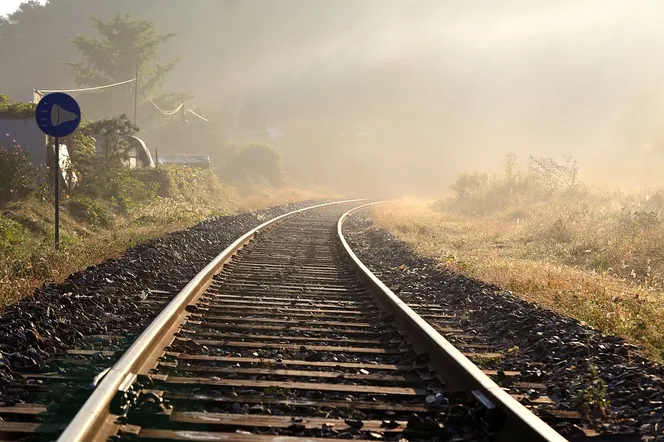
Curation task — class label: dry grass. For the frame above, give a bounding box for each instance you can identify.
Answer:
[372,198,664,361]
[0,186,332,309]
[237,187,340,212]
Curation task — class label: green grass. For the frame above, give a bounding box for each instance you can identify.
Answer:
[0,169,333,310]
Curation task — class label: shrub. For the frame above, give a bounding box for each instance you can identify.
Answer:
[450,173,490,200]
[618,208,660,233]
[0,142,35,204]
[0,94,36,118]
[221,143,288,190]
[80,114,139,164]
[0,217,29,253]
[529,154,579,190]
[442,154,580,215]
[73,163,158,212]
[68,196,113,227]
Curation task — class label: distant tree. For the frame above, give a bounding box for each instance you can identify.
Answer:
[5,1,43,22]
[64,13,188,121]
[222,143,288,189]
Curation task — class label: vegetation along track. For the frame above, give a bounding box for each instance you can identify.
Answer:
[0,201,593,441]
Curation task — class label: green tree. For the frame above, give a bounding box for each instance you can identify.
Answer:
[64,13,186,121]
[80,114,139,165]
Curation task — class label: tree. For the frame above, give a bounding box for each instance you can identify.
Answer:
[64,13,185,121]
[80,114,139,164]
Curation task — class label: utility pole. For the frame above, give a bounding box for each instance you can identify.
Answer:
[54,137,60,250]
[134,64,139,125]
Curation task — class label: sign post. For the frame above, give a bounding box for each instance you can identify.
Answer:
[35,93,81,250]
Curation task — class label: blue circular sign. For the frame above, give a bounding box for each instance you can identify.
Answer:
[35,92,81,137]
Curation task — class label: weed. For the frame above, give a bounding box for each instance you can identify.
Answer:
[473,353,502,367]
[68,197,113,227]
[372,196,664,361]
[263,386,291,396]
[573,360,611,419]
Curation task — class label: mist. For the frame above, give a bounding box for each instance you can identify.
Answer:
[247,0,664,194]
[5,0,664,195]
[190,0,664,195]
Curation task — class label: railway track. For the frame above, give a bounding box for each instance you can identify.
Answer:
[0,201,579,441]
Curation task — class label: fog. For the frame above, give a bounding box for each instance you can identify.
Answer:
[5,0,664,195]
[201,0,664,194]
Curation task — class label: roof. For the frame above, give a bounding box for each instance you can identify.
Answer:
[156,155,211,166]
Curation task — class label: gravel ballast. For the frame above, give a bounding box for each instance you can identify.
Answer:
[344,211,664,441]
[0,201,327,399]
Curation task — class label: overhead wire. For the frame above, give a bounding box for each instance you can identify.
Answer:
[35,77,137,95]
[148,98,184,116]
[185,109,209,122]
[34,76,219,128]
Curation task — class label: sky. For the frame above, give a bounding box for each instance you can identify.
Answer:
[3,0,664,192]
[0,0,45,16]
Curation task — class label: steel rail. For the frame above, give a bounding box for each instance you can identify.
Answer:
[337,201,569,442]
[57,199,365,442]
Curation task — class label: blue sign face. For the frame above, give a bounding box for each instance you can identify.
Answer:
[35,92,81,138]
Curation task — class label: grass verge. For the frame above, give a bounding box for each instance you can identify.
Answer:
[372,198,664,361]
[0,169,333,309]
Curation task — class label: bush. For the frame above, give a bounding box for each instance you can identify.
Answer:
[528,154,579,190]
[442,154,581,215]
[450,173,489,200]
[0,142,35,205]
[0,217,29,253]
[221,143,288,191]
[68,196,113,227]
[74,165,158,212]
[0,94,36,118]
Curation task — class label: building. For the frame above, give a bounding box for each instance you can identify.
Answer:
[0,115,48,165]
[91,135,155,169]
[156,155,211,169]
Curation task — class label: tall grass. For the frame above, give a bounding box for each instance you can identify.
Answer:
[372,155,664,361]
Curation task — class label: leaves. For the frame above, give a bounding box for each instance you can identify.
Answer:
[0,141,35,204]
[65,13,181,120]
[0,94,36,118]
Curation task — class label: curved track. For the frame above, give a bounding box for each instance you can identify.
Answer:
[1,201,569,441]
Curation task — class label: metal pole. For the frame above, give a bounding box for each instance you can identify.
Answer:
[54,137,60,250]
[134,64,139,125]
[155,148,159,169]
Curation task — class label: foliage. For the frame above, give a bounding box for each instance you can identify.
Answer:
[0,142,35,204]
[64,119,156,213]
[79,114,139,164]
[221,143,288,192]
[64,13,184,121]
[443,153,581,215]
[0,217,28,254]
[573,360,611,418]
[66,13,178,94]
[528,154,579,190]
[68,196,112,227]
[450,173,489,200]
[0,94,36,118]
[75,167,157,213]
[377,176,664,360]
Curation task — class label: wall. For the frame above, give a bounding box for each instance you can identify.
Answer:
[0,117,47,165]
